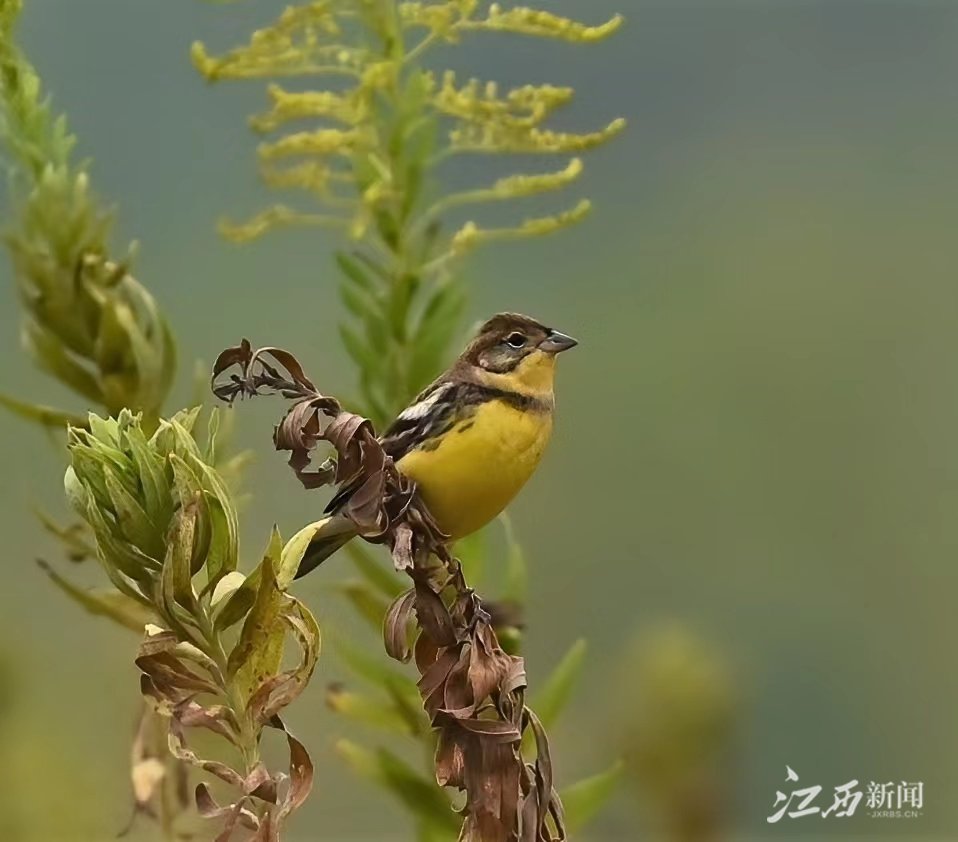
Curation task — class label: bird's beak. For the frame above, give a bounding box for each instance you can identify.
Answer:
[538,330,578,354]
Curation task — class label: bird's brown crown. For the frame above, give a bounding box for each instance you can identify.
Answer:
[458,313,552,368]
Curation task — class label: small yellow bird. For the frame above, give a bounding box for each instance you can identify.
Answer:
[295,312,577,578]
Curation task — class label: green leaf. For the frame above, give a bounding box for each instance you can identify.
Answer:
[408,283,465,393]
[346,541,403,598]
[336,581,389,629]
[335,738,380,779]
[416,821,455,842]
[21,319,104,404]
[326,685,413,734]
[107,295,164,414]
[375,748,458,830]
[213,565,261,631]
[335,741,457,831]
[183,454,239,574]
[339,280,378,320]
[453,528,486,589]
[339,322,378,376]
[103,466,158,555]
[560,761,624,832]
[331,634,412,691]
[160,498,199,615]
[38,560,154,632]
[228,527,286,701]
[168,455,211,574]
[88,414,120,448]
[33,508,96,562]
[63,466,92,518]
[210,570,246,608]
[278,519,324,590]
[123,421,172,526]
[387,273,416,341]
[202,492,236,588]
[362,306,390,356]
[78,422,136,483]
[82,496,160,586]
[530,638,587,729]
[205,407,221,465]
[336,252,377,293]
[0,391,87,430]
[382,675,428,736]
[500,513,528,603]
[170,406,202,435]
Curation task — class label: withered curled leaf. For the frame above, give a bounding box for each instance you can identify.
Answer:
[383,588,417,662]
[268,716,315,824]
[168,718,245,789]
[195,784,260,834]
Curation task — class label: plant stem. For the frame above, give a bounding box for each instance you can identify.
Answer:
[200,613,260,776]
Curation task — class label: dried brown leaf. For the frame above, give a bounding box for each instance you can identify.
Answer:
[168,719,245,789]
[414,581,457,648]
[383,588,416,662]
[270,717,314,823]
[175,701,238,741]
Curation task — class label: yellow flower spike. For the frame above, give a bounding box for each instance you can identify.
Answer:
[193,39,365,81]
[451,117,626,155]
[258,127,365,161]
[251,85,366,133]
[399,2,458,35]
[450,220,480,254]
[422,158,584,222]
[191,4,363,81]
[359,60,397,92]
[362,182,389,206]
[259,161,355,200]
[460,6,624,43]
[219,204,349,244]
[434,72,575,130]
[449,198,593,255]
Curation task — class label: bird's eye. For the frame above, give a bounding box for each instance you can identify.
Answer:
[505,332,527,349]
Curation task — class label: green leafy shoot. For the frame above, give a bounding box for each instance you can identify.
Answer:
[0,0,176,427]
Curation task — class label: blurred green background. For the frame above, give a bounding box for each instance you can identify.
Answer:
[2,0,957,839]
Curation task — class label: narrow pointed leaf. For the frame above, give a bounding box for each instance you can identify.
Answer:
[0,391,87,429]
[326,684,413,733]
[530,639,587,729]
[38,560,154,631]
[337,580,389,629]
[346,541,403,598]
[560,761,624,832]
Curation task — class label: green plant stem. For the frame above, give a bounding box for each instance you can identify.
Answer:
[366,66,432,416]
[198,616,260,776]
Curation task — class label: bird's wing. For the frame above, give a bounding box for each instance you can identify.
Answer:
[323,380,461,516]
[379,381,461,461]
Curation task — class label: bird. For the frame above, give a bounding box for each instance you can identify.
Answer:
[294,312,577,578]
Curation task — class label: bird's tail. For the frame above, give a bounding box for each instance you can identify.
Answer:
[293,514,357,580]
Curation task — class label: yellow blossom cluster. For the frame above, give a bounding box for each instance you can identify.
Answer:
[195,1,625,257]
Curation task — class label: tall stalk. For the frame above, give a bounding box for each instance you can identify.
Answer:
[196,1,627,837]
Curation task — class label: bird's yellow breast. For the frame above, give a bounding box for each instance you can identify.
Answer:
[396,399,553,540]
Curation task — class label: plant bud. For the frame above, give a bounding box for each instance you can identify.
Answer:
[65,409,238,604]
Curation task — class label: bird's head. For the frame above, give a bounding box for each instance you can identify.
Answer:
[459,313,577,396]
